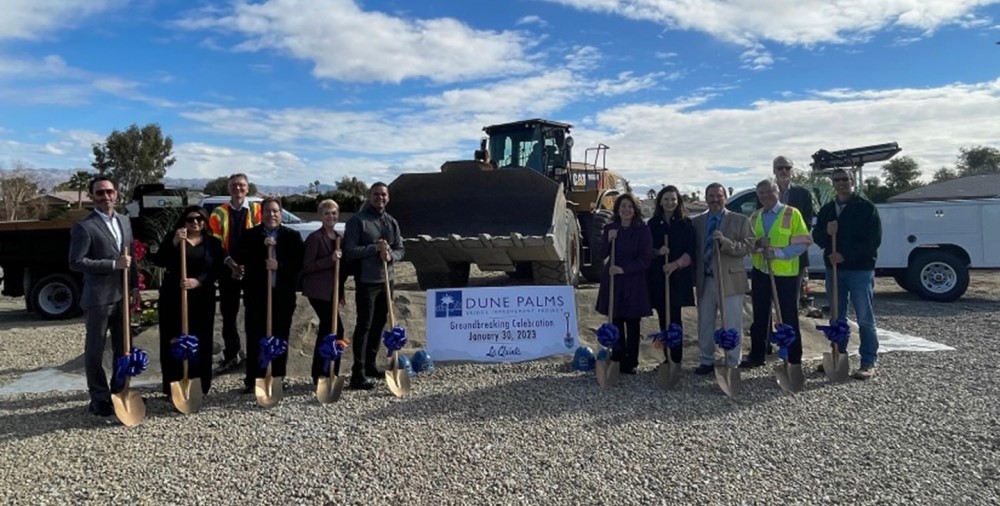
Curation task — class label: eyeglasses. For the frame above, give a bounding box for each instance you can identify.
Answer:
[185,216,205,224]
[831,177,850,182]
[775,166,792,171]
[93,189,116,196]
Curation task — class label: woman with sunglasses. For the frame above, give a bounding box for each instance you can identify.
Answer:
[155,205,225,398]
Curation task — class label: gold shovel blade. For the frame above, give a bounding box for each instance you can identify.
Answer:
[822,349,851,382]
[385,369,412,398]
[316,375,346,404]
[255,376,283,408]
[775,363,793,393]
[655,361,682,390]
[604,361,620,387]
[787,363,805,392]
[715,364,740,398]
[594,359,609,387]
[170,377,204,414]
[111,387,146,427]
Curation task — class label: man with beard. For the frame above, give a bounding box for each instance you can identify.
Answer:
[232,197,303,394]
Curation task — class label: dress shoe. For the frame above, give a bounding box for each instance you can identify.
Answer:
[621,367,638,375]
[349,376,376,390]
[364,367,383,379]
[240,384,254,395]
[88,400,113,417]
[693,364,714,375]
[739,359,765,369]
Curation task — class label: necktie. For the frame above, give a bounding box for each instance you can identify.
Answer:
[704,215,720,275]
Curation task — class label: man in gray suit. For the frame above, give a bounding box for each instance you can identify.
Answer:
[68,176,140,417]
[692,183,753,375]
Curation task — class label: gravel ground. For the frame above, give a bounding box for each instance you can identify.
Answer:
[1,272,999,505]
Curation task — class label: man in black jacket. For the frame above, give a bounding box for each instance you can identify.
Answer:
[772,156,815,301]
[344,183,405,390]
[232,197,304,393]
[812,168,881,380]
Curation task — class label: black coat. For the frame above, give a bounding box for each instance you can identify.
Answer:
[646,215,695,308]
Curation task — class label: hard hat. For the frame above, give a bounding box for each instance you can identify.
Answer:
[411,350,435,373]
[397,354,416,378]
[573,346,596,371]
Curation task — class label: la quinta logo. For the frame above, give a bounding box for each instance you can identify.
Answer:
[435,291,462,318]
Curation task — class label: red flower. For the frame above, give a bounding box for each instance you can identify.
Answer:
[132,239,147,263]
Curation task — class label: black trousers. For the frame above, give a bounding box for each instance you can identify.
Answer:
[653,304,683,363]
[243,291,295,387]
[749,269,802,364]
[610,317,642,372]
[218,276,244,361]
[308,297,345,383]
[159,287,215,395]
[84,300,126,404]
[352,282,389,376]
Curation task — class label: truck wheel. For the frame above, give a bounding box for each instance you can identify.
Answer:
[416,262,470,290]
[29,273,82,319]
[532,210,581,287]
[580,210,613,283]
[892,272,914,293]
[905,250,969,302]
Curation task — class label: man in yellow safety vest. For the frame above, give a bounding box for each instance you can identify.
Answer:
[741,179,811,369]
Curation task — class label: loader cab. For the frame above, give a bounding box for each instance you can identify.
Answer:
[484,119,572,179]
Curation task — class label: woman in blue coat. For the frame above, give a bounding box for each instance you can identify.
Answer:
[646,185,696,365]
[595,193,653,374]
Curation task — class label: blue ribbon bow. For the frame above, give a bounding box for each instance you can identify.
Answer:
[770,323,797,360]
[170,334,199,362]
[318,333,345,375]
[817,319,851,353]
[596,322,619,349]
[649,322,683,349]
[382,326,407,356]
[258,336,288,369]
[714,327,741,351]
[112,347,149,390]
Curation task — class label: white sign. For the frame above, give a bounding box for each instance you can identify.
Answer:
[425,285,579,363]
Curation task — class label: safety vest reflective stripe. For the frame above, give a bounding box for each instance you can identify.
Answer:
[209,202,261,253]
[751,206,805,276]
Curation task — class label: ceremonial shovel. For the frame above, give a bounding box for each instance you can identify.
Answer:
[822,233,851,382]
[594,237,620,388]
[255,244,283,408]
[655,235,681,390]
[316,237,347,404]
[384,259,411,398]
[170,241,203,414]
[712,240,741,398]
[112,268,146,426]
[768,256,805,393]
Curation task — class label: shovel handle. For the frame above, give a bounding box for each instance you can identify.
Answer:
[608,236,616,323]
[266,244,273,337]
[180,238,189,335]
[767,257,783,325]
[830,234,838,320]
[383,258,395,328]
[714,239,726,323]
[331,236,341,333]
[663,234,671,327]
[122,267,131,351]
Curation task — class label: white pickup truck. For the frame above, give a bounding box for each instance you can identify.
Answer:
[725,188,1000,302]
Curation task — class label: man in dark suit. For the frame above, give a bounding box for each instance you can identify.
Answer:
[772,155,815,302]
[68,176,140,417]
[232,197,304,394]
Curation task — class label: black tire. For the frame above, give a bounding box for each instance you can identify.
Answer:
[415,262,471,290]
[892,272,914,293]
[531,209,581,286]
[905,250,969,302]
[580,210,613,283]
[29,273,82,319]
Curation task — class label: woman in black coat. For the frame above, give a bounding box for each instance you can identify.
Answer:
[647,185,695,364]
[156,206,225,396]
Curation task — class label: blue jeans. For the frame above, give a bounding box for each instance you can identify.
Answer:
[825,269,878,367]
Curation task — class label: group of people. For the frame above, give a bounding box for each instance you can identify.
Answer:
[70,173,404,417]
[593,156,882,381]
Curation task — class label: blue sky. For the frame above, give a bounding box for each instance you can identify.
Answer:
[2,0,999,194]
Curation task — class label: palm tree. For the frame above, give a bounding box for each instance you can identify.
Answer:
[67,170,92,209]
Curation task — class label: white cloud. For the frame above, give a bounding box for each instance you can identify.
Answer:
[545,0,1000,47]
[173,0,536,84]
[0,0,127,41]
[517,15,548,27]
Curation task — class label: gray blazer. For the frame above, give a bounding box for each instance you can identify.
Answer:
[69,211,138,308]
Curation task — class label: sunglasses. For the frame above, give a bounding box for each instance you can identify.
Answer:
[93,189,116,196]
[775,166,792,171]
[185,216,206,224]
[831,177,850,182]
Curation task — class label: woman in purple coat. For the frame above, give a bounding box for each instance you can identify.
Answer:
[595,193,653,374]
